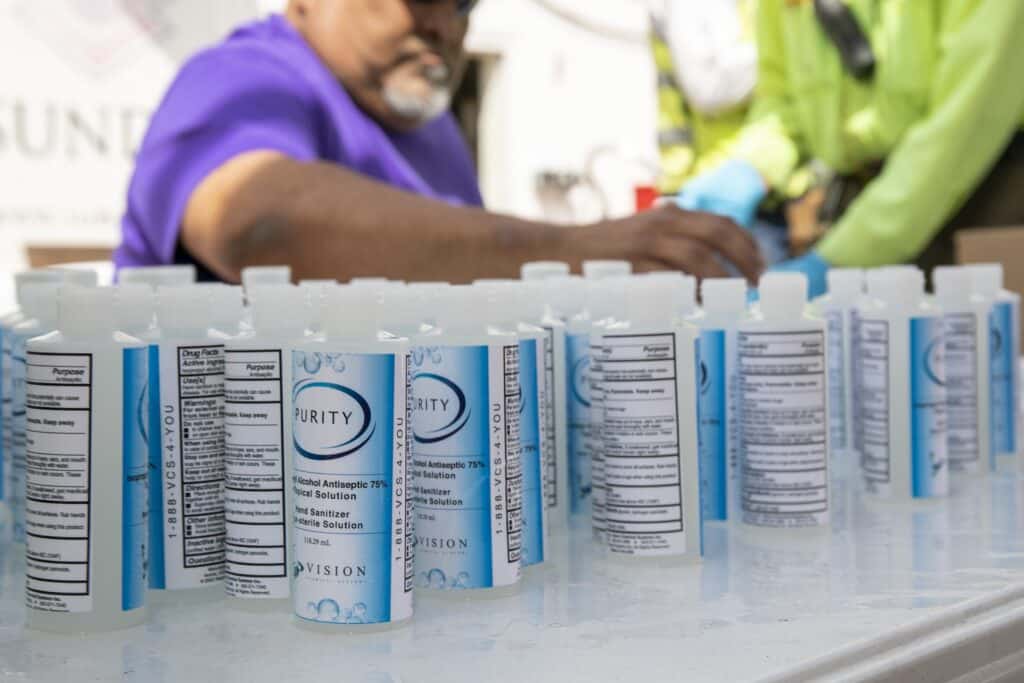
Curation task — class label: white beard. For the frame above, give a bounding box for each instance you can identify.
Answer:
[382,63,453,125]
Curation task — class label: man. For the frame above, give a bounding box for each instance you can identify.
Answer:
[115,0,762,283]
[678,0,1024,296]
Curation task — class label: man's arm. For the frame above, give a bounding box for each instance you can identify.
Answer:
[182,150,765,283]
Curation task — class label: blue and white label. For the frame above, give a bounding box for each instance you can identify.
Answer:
[825,310,848,451]
[698,330,728,521]
[122,347,149,611]
[291,349,411,625]
[943,313,980,471]
[518,337,546,566]
[566,332,590,513]
[910,317,949,498]
[990,301,1020,459]
[24,353,95,613]
[11,332,29,542]
[146,345,164,588]
[411,343,521,590]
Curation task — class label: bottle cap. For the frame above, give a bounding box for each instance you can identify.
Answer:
[932,266,972,305]
[380,284,422,332]
[119,265,196,289]
[20,283,61,327]
[298,278,337,288]
[547,275,585,319]
[876,267,925,307]
[242,266,292,291]
[966,263,1004,296]
[116,284,156,335]
[51,267,99,288]
[701,278,747,315]
[759,273,808,318]
[521,261,570,281]
[198,284,244,334]
[589,277,629,322]
[436,285,493,330]
[60,286,115,338]
[583,260,632,280]
[248,284,306,336]
[625,276,675,326]
[349,277,393,286]
[472,280,522,327]
[323,285,380,338]
[14,270,62,308]
[827,268,865,300]
[157,285,212,335]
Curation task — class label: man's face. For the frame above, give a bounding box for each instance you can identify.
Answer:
[289,0,471,131]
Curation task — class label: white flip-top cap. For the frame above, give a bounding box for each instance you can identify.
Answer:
[436,285,494,330]
[519,281,549,321]
[583,260,632,280]
[932,266,973,305]
[60,286,115,338]
[701,278,747,314]
[14,270,62,308]
[51,267,99,288]
[157,285,212,335]
[248,285,306,335]
[119,265,196,289]
[299,279,337,287]
[349,277,391,286]
[966,263,1004,296]
[589,276,629,322]
[19,283,61,326]
[198,284,244,334]
[521,261,571,281]
[242,266,292,291]
[116,284,156,335]
[876,267,925,307]
[473,280,523,326]
[644,272,692,313]
[827,268,865,300]
[759,273,807,318]
[379,283,421,331]
[626,276,675,326]
[324,285,380,337]
[547,275,585,318]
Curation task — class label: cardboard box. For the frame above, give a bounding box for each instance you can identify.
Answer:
[956,226,1024,341]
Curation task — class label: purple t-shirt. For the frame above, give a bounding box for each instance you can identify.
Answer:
[115,14,482,272]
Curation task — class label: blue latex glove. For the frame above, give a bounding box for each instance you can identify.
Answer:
[677,159,768,228]
[769,251,831,299]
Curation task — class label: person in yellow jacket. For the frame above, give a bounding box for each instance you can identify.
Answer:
[678,0,1024,296]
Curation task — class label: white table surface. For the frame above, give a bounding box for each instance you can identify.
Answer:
[3,463,1024,683]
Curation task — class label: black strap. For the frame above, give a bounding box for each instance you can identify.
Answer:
[813,0,876,81]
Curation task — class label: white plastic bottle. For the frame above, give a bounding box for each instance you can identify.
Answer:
[150,286,227,600]
[566,285,593,516]
[290,285,412,629]
[223,285,306,609]
[411,285,522,595]
[600,276,701,560]
[10,283,62,544]
[24,286,148,632]
[588,277,629,545]
[298,280,337,334]
[738,273,830,529]
[477,281,549,567]
[520,261,570,281]
[582,260,632,280]
[522,280,569,530]
[967,264,1023,467]
[118,265,197,288]
[855,268,948,501]
[933,266,990,477]
[1,271,63,538]
[696,278,748,523]
[813,269,864,462]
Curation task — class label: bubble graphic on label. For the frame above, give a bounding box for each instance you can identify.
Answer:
[427,568,446,590]
[430,348,443,364]
[313,598,342,622]
[454,572,470,589]
[411,347,425,366]
[331,355,347,373]
[349,603,367,623]
[304,351,323,375]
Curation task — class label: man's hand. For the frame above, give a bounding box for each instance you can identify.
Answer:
[564,204,765,282]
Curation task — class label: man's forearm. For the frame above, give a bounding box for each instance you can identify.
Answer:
[182,151,570,282]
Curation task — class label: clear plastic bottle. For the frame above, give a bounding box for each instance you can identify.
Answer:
[855,268,948,501]
[118,265,196,288]
[149,286,227,602]
[600,276,701,561]
[289,285,413,630]
[476,280,549,567]
[566,283,594,516]
[967,264,1023,468]
[522,280,569,530]
[1,271,63,539]
[933,266,990,477]
[223,285,307,610]
[241,266,292,293]
[298,280,337,334]
[582,260,632,280]
[813,269,864,463]
[24,286,148,632]
[696,278,748,523]
[10,283,62,544]
[738,273,830,529]
[410,285,522,596]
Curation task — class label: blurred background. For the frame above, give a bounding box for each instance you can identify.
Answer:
[0,0,661,305]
